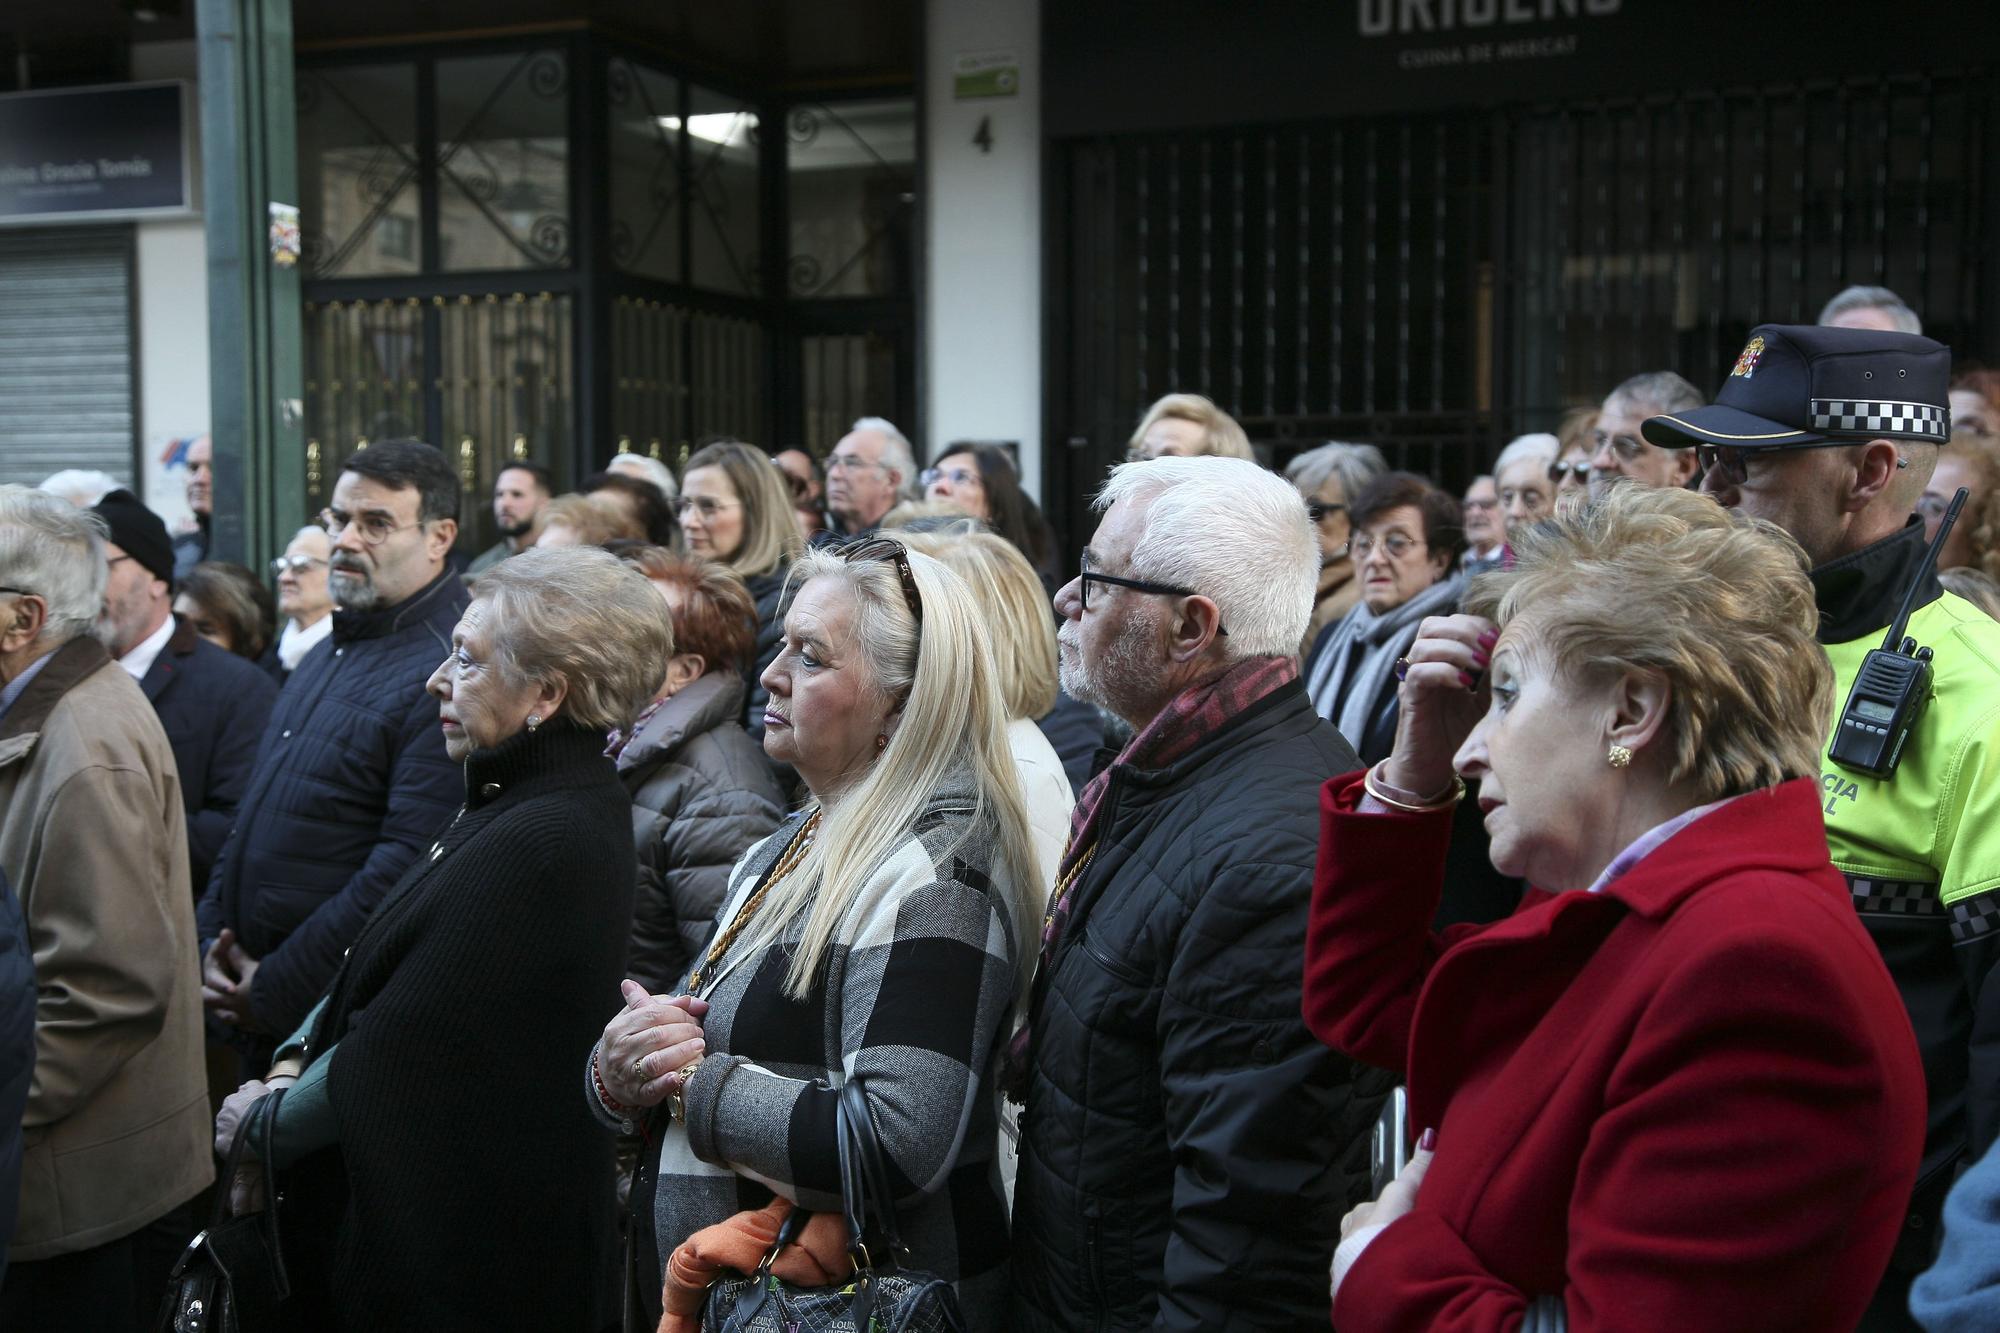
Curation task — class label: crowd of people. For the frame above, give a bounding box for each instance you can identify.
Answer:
[2,283,2000,1331]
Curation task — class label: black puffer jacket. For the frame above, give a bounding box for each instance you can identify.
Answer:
[741,568,789,743]
[615,671,786,992]
[1009,679,1394,1332]
[196,569,467,1037]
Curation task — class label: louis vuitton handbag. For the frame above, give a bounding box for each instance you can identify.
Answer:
[703,1076,966,1333]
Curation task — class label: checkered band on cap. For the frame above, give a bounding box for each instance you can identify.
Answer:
[1809,399,1950,442]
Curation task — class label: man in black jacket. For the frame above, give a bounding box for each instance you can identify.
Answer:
[1007,455,1390,1331]
[197,441,467,1052]
[90,490,278,893]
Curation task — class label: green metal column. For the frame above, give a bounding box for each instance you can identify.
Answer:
[196,0,304,567]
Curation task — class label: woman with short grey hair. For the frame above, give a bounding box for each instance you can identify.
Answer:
[211,545,674,1329]
[1286,442,1389,654]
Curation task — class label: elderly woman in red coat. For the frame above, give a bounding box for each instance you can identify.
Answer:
[1305,484,1925,1331]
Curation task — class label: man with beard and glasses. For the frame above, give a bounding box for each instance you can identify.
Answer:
[1006,455,1389,1332]
[196,440,467,1066]
[466,461,553,577]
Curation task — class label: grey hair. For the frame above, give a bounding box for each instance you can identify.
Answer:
[1819,285,1923,335]
[0,484,109,644]
[1494,432,1560,476]
[1097,456,1317,659]
[38,469,124,508]
[1285,442,1387,504]
[608,451,679,501]
[850,416,920,499]
[1608,370,1706,419]
[469,545,675,734]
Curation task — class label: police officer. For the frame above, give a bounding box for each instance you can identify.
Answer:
[1643,323,2000,1331]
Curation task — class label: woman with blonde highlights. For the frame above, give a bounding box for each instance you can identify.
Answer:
[591,538,1037,1332]
[901,529,1073,891]
[1126,392,1255,462]
[677,440,807,742]
[1303,485,1924,1331]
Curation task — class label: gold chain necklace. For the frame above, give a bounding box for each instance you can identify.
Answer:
[686,809,822,996]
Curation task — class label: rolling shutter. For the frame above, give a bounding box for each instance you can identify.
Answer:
[0,225,136,488]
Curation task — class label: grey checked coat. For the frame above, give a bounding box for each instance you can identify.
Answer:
[601,772,1022,1332]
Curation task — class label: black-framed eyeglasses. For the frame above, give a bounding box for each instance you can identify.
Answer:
[269,554,328,578]
[1307,501,1347,523]
[1078,555,1228,636]
[1694,439,1861,488]
[0,586,37,598]
[838,536,924,624]
[1547,461,1591,484]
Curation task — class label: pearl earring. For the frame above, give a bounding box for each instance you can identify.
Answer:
[526,715,542,733]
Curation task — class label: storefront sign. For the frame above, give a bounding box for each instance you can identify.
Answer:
[1046,0,2000,135]
[0,82,193,225]
[954,51,1022,99]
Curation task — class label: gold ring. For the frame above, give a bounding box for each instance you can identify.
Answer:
[631,1056,646,1081]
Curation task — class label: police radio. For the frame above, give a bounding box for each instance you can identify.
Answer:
[1828,487,1969,779]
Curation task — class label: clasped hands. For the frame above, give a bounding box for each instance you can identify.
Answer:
[597,979,708,1108]
[202,927,270,1034]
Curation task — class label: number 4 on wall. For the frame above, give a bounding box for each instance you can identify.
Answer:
[973,116,994,154]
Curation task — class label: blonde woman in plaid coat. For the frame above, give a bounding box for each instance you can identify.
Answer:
[591,538,1042,1333]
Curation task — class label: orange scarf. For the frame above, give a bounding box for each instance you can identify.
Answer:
[658,1198,854,1333]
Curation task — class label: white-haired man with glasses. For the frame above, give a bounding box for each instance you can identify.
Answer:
[822,416,918,538]
[1588,369,1705,502]
[0,486,211,1331]
[196,440,467,1063]
[1006,456,1390,1331]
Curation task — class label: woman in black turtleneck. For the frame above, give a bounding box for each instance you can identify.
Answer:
[209,546,674,1331]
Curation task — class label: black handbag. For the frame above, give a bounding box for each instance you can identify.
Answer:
[157,1088,291,1333]
[703,1076,968,1333]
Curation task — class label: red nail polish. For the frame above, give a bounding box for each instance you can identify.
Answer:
[1418,1128,1437,1152]
[1477,629,1498,649]
[1458,671,1477,689]
[1471,650,1490,668]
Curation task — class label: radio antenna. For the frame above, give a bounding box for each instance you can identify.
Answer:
[1882,486,1969,652]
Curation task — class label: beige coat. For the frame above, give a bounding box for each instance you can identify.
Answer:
[0,635,212,1260]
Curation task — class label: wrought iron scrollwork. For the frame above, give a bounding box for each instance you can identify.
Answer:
[788,108,821,146]
[529,215,571,264]
[528,53,568,99]
[606,60,634,107]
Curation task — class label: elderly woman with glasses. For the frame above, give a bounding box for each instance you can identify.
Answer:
[676,441,807,744]
[1286,441,1390,653]
[1305,485,1924,1331]
[210,546,673,1330]
[1304,471,1466,764]
[590,537,1040,1332]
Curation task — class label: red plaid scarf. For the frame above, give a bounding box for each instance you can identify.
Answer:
[1001,653,1299,1095]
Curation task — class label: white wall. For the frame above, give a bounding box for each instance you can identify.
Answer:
[922,0,1042,497]
[131,40,208,533]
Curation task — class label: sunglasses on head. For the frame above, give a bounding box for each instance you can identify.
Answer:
[836,536,924,624]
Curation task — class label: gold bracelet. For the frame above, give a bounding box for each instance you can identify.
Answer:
[667,1056,704,1122]
[1362,763,1465,813]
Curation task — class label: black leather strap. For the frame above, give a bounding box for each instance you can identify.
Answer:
[837,1075,907,1267]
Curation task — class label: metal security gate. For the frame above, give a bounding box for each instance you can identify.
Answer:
[1047,72,1995,552]
[0,225,136,488]
[302,290,573,549]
